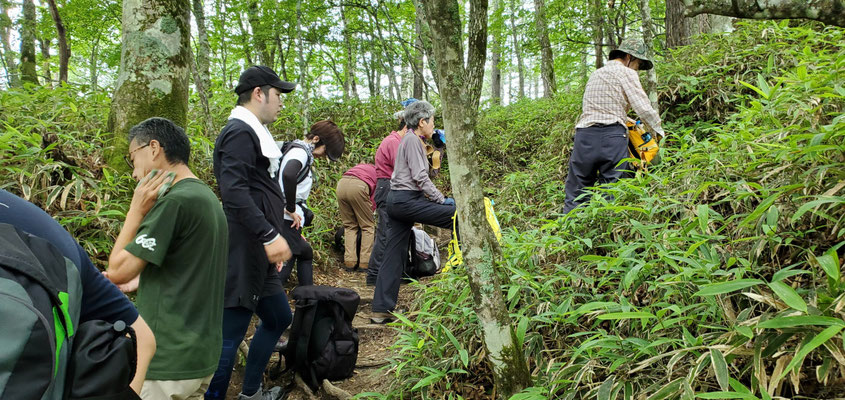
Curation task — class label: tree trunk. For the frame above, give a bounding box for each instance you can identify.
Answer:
[412,0,440,93]
[296,0,309,134]
[368,14,400,101]
[192,0,214,137]
[341,5,358,101]
[682,0,845,27]
[38,36,52,86]
[590,0,604,68]
[247,0,271,66]
[385,62,399,100]
[107,0,191,170]
[412,11,424,100]
[668,0,736,48]
[235,11,253,65]
[214,0,231,87]
[638,0,659,112]
[580,50,588,86]
[45,0,69,83]
[507,1,524,99]
[605,6,618,51]
[418,0,532,396]
[365,50,377,97]
[20,0,38,85]
[489,0,503,104]
[350,52,358,99]
[707,14,734,33]
[665,0,689,48]
[0,0,18,87]
[89,34,99,90]
[276,30,293,81]
[533,0,555,97]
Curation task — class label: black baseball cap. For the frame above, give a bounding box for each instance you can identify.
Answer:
[234,66,296,95]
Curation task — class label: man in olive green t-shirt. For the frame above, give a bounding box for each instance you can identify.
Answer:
[106,117,228,400]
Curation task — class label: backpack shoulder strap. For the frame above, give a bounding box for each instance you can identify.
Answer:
[0,223,62,294]
[281,142,313,184]
[0,223,82,399]
[286,299,318,373]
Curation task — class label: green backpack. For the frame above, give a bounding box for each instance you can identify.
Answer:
[0,223,138,399]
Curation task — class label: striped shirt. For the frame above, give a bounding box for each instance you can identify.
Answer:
[576,60,665,135]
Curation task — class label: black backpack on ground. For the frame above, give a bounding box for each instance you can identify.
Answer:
[0,223,138,400]
[284,286,360,391]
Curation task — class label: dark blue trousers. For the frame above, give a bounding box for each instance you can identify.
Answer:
[563,124,630,213]
[367,178,392,286]
[371,190,455,313]
[205,293,292,398]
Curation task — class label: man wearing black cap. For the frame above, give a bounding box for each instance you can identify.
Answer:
[206,66,296,400]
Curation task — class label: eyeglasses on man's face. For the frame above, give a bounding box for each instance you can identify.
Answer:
[124,143,150,169]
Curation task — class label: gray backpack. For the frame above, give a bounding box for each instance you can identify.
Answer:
[0,223,138,399]
[405,227,441,278]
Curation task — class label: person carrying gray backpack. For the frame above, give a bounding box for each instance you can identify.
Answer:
[0,189,156,398]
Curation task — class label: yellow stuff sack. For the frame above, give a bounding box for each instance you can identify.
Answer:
[441,197,501,273]
[626,121,659,170]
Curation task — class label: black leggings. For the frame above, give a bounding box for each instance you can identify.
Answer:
[279,223,313,286]
[205,293,292,398]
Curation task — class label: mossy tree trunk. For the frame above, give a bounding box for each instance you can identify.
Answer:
[20,0,38,85]
[682,0,845,27]
[417,0,532,396]
[107,0,191,170]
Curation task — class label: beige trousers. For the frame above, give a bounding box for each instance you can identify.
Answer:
[140,374,213,400]
[336,176,375,268]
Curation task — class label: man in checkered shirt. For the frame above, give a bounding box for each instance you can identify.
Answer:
[562,38,666,213]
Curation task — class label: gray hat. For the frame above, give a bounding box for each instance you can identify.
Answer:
[609,38,654,70]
